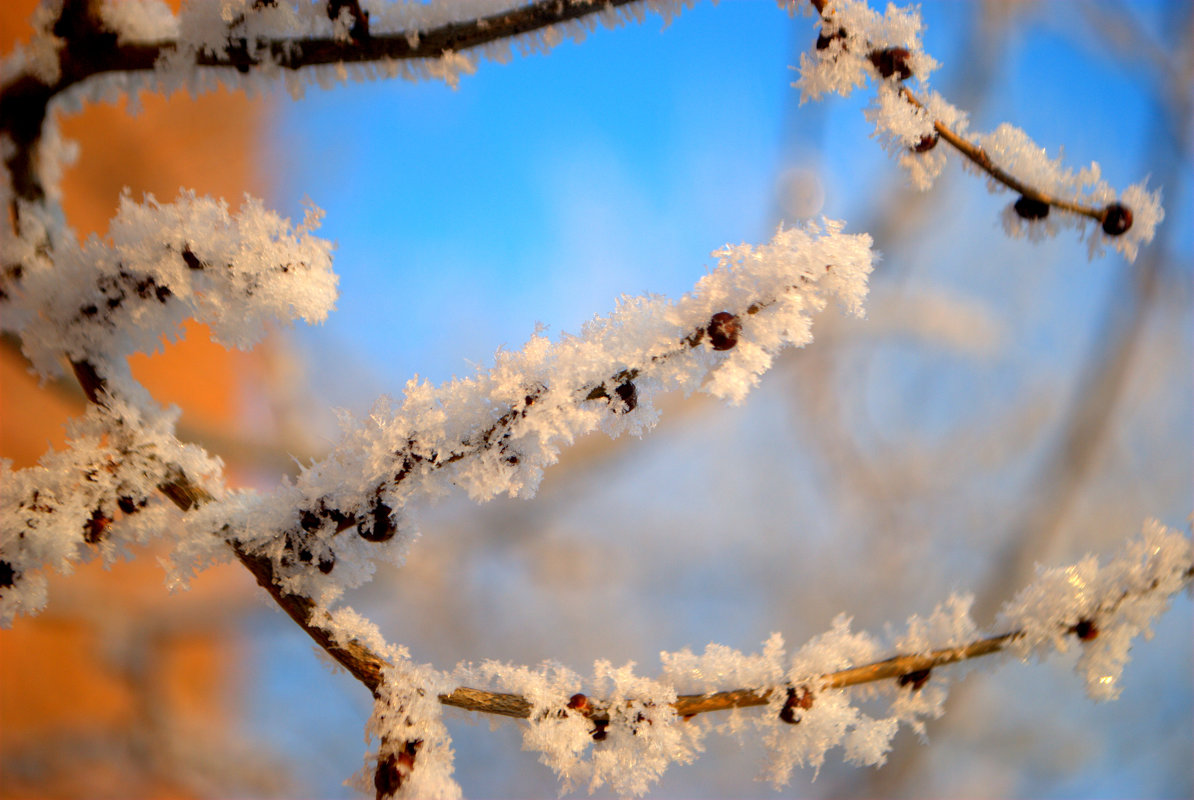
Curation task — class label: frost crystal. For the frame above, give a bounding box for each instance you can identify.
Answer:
[999,519,1193,701]
[0,398,224,627]
[4,190,337,379]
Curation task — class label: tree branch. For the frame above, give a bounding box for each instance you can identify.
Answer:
[805,0,1127,233]
[907,90,1104,222]
[233,544,389,695]
[0,0,641,208]
[439,631,1018,722]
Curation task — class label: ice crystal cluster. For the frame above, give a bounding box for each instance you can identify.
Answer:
[0,1,1188,798]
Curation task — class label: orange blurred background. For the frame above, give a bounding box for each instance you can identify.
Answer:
[1,3,283,796]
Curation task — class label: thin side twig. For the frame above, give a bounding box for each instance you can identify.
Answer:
[904,90,1102,222]
[806,0,1107,225]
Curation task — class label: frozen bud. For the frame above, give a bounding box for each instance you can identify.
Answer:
[779,686,814,724]
[913,133,939,153]
[868,47,912,81]
[707,311,742,351]
[84,509,112,544]
[591,719,609,741]
[1014,195,1050,220]
[897,668,932,691]
[1070,619,1099,641]
[374,740,420,799]
[327,0,370,41]
[0,560,16,590]
[816,28,847,51]
[373,753,402,799]
[1101,203,1133,236]
[358,501,396,542]
[567,693,591,713]
[614,380,638,413]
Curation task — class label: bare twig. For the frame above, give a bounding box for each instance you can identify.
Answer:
[805,0,1114,227]
[902,89,1103,221]
[434,635,1019,721]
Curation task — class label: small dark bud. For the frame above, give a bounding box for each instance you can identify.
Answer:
[913,133,939,153]
[898,668,932,691]
[373,753,402,799]
[815,28,846,51]
[1014,195,1050,220]
[1071,619,1099,641]
[84,509,111,544]
[374,740,420,799]
[0,560,16,590]
[1101,203,1133,236]
[868,47,912,80]
[117,496,138,515]
[707,311,742,351]
[614,381,638,413]
[318,555,336,574]
[182,248,204,270]
[567,693,591,713]
[300,510,321,532]
[359,501,396,543]
[327,0,370,40]
[326,505,355,532]
[779,687,814,724]
[591,720,609,741]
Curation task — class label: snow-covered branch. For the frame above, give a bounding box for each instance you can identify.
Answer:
[0,1,1185,797]
[0,0,664,205]
[794,0,1163,260]
[382,520,1190,797]
[0,218,874,622]
[3,190,336,379]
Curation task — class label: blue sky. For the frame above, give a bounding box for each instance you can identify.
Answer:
[270,0,1186,397]
[259,2,1191,797]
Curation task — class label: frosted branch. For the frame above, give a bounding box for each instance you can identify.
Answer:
[208,220,873,607]
[0,0,665,206]
[0,394,224,627]
[794,0,1164,261]
[414,520,1189,795]
[2,190,336,379]
[1,220,873,623]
